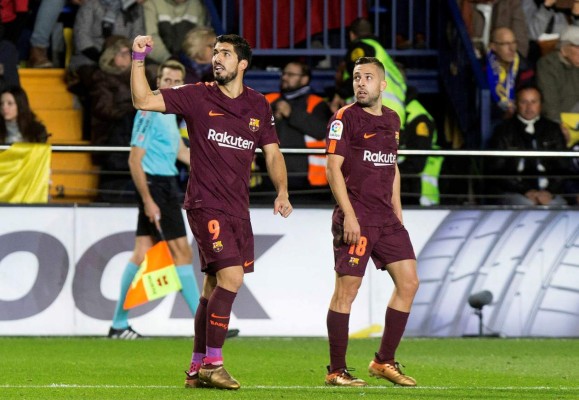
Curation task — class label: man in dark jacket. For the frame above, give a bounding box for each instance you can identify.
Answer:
[489,85,568,205]
[265,61,333,193]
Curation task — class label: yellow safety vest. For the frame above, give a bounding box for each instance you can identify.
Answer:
[405,99,443,205]
[344,38,407,127]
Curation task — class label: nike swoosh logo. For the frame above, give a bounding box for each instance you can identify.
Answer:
[243,260,254,267]
[209,110,224,117]
[364,133,377,139]
[210,313,229,319]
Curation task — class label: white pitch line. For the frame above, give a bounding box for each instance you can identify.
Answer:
[0,384,577,391]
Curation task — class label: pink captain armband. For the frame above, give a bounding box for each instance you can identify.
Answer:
[132,45,152,61]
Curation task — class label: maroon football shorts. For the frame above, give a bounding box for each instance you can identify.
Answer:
[187,208,255,275]
[332,220,416,277]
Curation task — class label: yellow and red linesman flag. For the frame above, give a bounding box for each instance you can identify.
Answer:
[123,241,182,310]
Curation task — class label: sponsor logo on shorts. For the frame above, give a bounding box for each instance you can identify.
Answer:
[363,133,377,139]
[348,257,359,267]
[243,260,254,268]
[209,110,224,117]
[212,241,223,252]
[249,118,260,132]
[207,128,255,150]
[363,150,396,166]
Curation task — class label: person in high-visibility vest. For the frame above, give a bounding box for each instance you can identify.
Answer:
[397,87,443,205]
[265,61,333,191]
[330,17,407,128]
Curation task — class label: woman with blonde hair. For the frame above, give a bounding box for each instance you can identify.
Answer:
[178,26,216,84]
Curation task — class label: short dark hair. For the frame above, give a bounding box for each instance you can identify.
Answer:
[215,34,252,68]
[349,17,373,38]
[285,61,311,81]
[516,85,542,102]
[354,56,385,76]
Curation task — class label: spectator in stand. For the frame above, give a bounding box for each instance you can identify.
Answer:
[68,0,145,93]
[90,36,151,202]
[66,0,145,141]
[178,26,215,84]
[0,37,19,90]
[522,0,579,62]
[0,86,49,144]
[397,87,444,206]
[0,0,31,45]
[535,24,579,205]
[486,27,535,123]
[265,61,333,194]
[28,0,84,68]
[330,18,407,128]
[537,25,579,124]
[488,85,568,205]
[458,0,530,58]
[143,0,208,64]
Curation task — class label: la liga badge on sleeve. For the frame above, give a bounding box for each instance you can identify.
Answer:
[329,120,343,140]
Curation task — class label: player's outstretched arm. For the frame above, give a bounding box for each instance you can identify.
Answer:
[131,35,166,112]
[262,143,292,218]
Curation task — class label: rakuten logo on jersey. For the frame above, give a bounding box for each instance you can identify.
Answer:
[363,150,396,166]
[208,129,255,150]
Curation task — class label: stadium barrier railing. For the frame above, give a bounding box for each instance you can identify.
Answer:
[1,145,577,206]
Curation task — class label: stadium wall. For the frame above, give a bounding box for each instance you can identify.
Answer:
[0,207,577,337]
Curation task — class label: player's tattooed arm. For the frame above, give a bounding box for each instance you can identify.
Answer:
[131,35,166,112]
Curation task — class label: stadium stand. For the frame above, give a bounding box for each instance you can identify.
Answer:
[19,69,99,203]
[11,0,506,204]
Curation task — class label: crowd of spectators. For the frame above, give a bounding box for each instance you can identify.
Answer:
[1,0,578,206]
[458,0,579,205]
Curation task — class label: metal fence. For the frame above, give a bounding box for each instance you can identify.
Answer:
[208,0,438,58]
[2,145,577,207]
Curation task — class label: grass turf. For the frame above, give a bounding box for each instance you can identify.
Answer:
[0,337,577,399]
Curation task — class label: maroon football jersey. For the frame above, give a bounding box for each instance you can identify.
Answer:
[326,102,401,226]
[161,82,278,219]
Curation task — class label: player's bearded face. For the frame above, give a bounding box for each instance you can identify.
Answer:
[214,62,239,85]
[354,79,382,107]
[355,87,381,107]
[353,65,384,108]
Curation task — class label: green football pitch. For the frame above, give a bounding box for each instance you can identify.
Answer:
[0,337,577,399]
